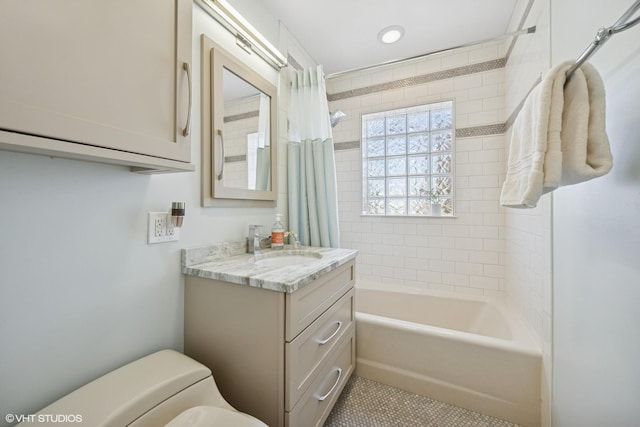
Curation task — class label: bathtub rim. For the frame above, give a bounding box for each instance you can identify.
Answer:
[355,281,541,357]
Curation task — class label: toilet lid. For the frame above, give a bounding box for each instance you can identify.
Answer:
[165,406,267,427]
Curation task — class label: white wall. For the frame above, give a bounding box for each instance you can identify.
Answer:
[0,4,284,424]
[551,0,640,425]
[222,0,280,46]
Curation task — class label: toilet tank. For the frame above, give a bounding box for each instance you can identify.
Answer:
[18,350,230,427]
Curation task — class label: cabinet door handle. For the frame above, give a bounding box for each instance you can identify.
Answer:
[314,367,342,402]
[315,321,343,345]
[216,129,224,180]
[182,62,192,137]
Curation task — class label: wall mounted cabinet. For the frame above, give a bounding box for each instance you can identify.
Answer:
[0,0,194,173]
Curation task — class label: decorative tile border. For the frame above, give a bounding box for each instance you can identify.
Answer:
[333,123,507,151]
[456,123,506,138]
[224,110,259,123]
[334,140,360,151]
[224,154,246,163]
[327,58,506,102]
[332,75,536,150]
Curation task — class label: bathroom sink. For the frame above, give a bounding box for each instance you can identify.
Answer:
[253,251,322,267]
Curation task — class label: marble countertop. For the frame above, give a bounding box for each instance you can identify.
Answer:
[181,243,358,293]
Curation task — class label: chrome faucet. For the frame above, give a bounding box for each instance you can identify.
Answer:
[285,231,300,249]
[248,225,262,254]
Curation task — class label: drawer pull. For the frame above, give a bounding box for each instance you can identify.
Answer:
[315,321,343,345]
[314,367,342,402]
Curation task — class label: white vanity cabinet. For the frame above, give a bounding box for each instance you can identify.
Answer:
[184,260,356,427]
[0,0,193,173]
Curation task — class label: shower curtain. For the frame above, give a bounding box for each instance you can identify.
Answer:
[288,65,340,248]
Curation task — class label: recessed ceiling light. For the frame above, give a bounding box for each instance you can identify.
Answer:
[378,25,405,44]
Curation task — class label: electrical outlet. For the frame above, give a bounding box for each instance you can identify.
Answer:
[147,212,180,244]
[155,217,165,237]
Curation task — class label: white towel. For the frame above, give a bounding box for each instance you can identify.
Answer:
[500,61,613,208]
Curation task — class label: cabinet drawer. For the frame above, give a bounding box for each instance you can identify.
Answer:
[285,289,354,409]
[286,261,354,341]
[285,329,355,427]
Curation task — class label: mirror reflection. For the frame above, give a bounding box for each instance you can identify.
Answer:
[220,67,271,191]
[201,34,278,207]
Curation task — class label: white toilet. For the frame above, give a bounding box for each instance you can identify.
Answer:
[17,349,267,426]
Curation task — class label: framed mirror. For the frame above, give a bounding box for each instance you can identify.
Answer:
[201,35,278,207]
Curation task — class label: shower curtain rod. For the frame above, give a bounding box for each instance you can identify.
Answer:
[565,0,640,80]
[326,26,536,79]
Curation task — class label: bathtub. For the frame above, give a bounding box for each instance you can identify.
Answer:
[355,283,541,427]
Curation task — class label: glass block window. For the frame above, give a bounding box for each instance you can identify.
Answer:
[362,101,454,216]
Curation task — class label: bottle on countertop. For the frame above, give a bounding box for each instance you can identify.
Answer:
[271,214,285,249]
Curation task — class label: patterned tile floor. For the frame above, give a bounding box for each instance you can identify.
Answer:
[324,376,522,427]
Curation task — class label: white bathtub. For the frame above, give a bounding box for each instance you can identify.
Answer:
[355,284,541,427]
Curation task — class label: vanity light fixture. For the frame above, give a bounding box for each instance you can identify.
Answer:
[378,25,405,44]
[235,34,252,55]
[196,0,287,69]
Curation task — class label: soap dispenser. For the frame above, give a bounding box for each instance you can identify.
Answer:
[271,214,285,249]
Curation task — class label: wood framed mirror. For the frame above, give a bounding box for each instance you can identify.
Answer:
[201,34,278,207]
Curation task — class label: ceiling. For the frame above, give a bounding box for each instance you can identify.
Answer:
[259,0,519,75]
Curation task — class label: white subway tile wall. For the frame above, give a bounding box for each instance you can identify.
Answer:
[504,1,552,426]
[328,40,508,297]
[324,3,552,423]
